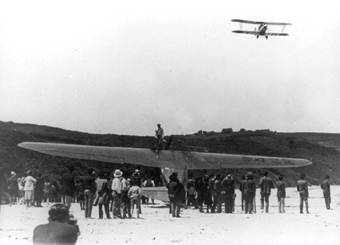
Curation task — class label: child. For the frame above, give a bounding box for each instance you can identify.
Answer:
[128,185,142,218]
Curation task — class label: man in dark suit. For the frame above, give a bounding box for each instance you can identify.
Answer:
[320,175,331,210]
[33,203,79,245]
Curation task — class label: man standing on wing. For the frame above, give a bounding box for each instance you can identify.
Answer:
[155,124,164,153]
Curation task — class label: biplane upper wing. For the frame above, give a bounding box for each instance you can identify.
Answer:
[18,142,311,169]
[231,19,264,25]
[231,19,292,25]
[261,21,292,26]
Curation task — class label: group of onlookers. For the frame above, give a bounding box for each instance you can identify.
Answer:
[2,169,77,208]
[77,168,149,219]
[7,170,43,207]
[0,166,155,219]
[0,166,332,218]
[184,172,332,214]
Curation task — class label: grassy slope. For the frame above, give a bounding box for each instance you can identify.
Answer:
[1,121,340,185]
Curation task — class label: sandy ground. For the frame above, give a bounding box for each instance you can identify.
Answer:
[0,186,339,245]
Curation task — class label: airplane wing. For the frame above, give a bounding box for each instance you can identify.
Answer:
[18,142,312,169]
[232,30,260,35]
[261,21,292,26]
[231,19,264,25]
[231,19,291,25]
[266,32,289,36]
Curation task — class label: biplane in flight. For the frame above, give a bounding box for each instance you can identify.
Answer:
[18,141,311,202]
[231,19,292,39]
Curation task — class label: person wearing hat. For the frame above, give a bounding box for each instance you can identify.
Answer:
[24,170,37,208]
[320,175,331,210]
[111,169,123,218]
[33,203,79,245]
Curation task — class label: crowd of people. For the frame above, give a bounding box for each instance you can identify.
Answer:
[0,166,332,217]
[0,165,333,245]
[182,171,332,215]
[0,166,159,220]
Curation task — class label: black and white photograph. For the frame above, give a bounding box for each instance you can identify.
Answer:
[0,0,339,244]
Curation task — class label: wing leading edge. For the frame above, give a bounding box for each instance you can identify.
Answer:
[18,142,312,169]
[232,30,288,36]
[231,19,292,25]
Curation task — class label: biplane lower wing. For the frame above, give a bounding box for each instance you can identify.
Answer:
[232,30,260,35]
[18,142,311,169]
[232,30,288,36]
[266,32,289,36]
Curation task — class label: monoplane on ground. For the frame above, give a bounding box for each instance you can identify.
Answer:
[18,142,311,202]
[231,19,292,39]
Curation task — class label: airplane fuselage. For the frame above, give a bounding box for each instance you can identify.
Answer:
[258,24,267,34]
[141,167,188,203]
[257,24,268,38]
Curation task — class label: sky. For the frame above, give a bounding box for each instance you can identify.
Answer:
[0,0,339,135]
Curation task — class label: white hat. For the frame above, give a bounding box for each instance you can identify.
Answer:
[114,169,123,178]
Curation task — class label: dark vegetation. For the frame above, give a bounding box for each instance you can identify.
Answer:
[1,121,340,186]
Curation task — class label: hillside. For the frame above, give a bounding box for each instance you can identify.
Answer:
[1,121,340,185]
